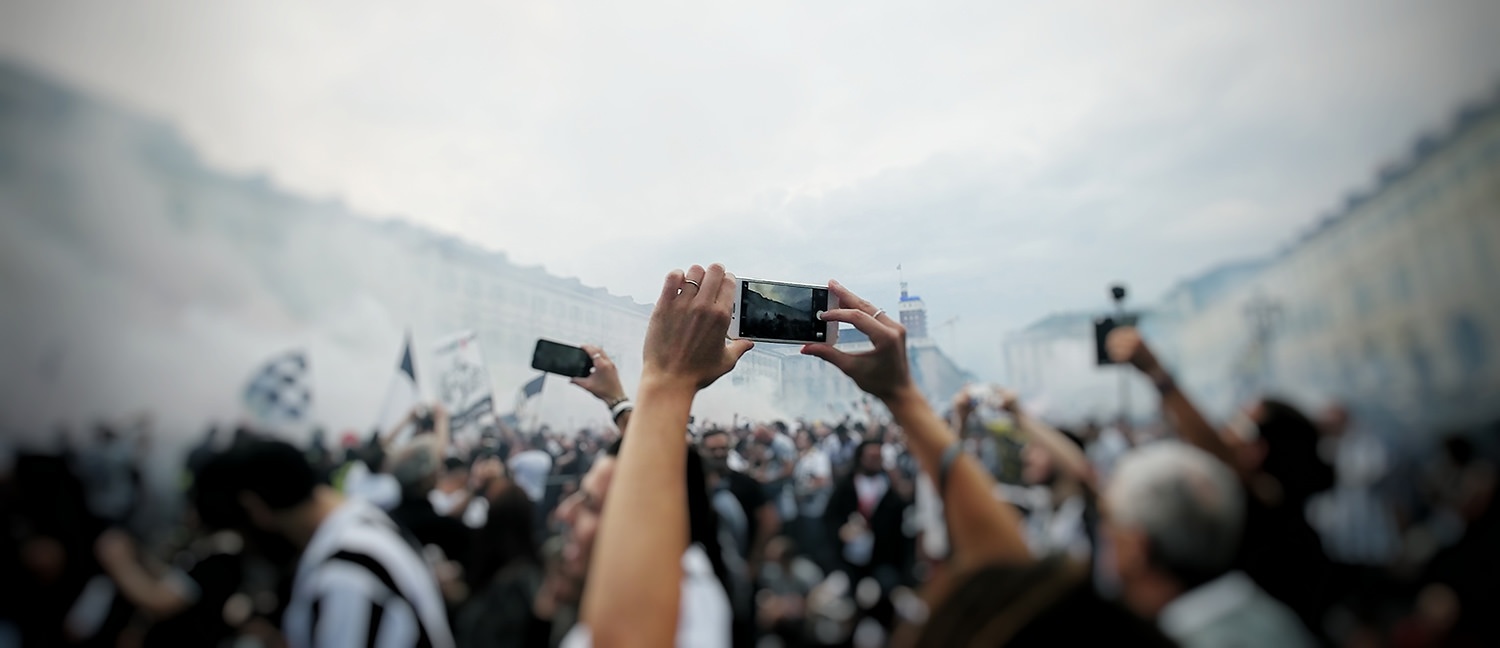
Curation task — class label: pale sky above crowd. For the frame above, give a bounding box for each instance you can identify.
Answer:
[2,0,1498,372]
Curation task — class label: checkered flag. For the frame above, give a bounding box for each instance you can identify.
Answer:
[243,350,313,428]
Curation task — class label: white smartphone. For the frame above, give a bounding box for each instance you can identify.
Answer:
[729,277,839,345]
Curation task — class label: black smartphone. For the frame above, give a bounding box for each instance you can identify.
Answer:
[531,339,593,378]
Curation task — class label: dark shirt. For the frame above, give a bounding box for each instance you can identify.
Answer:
[1239,491,1330,633]
[454,561,544,648]
[724,470,769,553]
[389,497,471,563]
[143,552,244,648]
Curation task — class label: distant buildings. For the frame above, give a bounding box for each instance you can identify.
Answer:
[1003,84,1500,433]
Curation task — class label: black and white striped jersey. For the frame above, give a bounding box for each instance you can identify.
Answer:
[282,499,455,648]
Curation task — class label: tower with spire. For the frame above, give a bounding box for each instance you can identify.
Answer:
[898,272,929,340]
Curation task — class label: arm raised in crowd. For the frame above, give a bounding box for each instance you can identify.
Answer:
[802,281,1030,570]
[1106,327,1245,478]
[433,402,450,451]
[571,344,631,434]
[580,264,754,648]
[1000,390,1100,495]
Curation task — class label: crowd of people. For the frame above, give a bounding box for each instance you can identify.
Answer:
[3,266,1497,647]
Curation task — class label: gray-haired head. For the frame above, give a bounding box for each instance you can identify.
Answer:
[1106,441,1245,587]
[386,438,442,500]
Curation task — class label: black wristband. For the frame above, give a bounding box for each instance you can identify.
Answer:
[938,441,964,495]
[1148,368,1176,395]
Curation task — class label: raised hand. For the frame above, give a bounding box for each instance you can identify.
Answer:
[1105,326,1163,375]
[997,388,1020,414]
[642,263,755,392]
[800,280,915,402]
[951,386,977,423]
[570,344,626,403]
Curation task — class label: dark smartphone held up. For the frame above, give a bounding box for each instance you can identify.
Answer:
[1093,314,1139,365]
[531,339,594,378]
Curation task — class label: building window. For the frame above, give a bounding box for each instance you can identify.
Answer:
[1450,313,1487,379]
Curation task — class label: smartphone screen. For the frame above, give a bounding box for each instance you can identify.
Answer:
[531,339,593,378]
[738,279,830,343]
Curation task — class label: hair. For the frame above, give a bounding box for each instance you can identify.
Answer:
[602,437,733,607]
[915,557,1170,647]
[386,438,443,501]
[699,427,730,442]
[1106,442,1245,587]
[1053,428,1087,452]
[193,439,319,530]
[1256,398,1335,504]
[856,439,884,459]
[467,484,539,590]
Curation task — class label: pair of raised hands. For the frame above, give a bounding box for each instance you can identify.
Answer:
[638,264,918,403]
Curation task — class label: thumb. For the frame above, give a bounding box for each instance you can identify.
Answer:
[727,339,755,363]
[801,343,853,373]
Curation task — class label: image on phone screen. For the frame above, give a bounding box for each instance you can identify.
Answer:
[739,280,830,343]
[531,339,593,378]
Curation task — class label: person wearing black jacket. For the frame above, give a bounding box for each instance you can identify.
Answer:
[824,439,913,592]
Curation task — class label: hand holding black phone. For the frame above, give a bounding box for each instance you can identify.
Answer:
[531,339,594,378]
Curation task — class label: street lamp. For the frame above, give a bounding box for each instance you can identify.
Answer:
[1110,283,1129,425]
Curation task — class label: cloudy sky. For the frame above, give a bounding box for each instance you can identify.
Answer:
[2,0,1497,373]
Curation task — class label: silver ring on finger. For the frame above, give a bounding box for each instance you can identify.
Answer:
[872,309,886,320]
[683,279,701,290]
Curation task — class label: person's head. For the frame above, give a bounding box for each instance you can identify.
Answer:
[193,439,329,560]
[1225,398,1333,504]
[1021,444,1055,486]
[698,428,732,475]
[1022,430,1084,486]
[554,453,614,595]
[523,433,545,452]
[856,440,884,476]
[753,425,774,443]
[555,437,729,605]
[1319,403,1350,438]
[468,481,538,589]
[1104,442,1245,617]
[438,456,468,491]
[386,438,442,502]
[794,429,814,452]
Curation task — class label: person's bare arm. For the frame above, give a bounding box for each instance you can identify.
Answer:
[433,403,450,451]
[570,344,631,435]
[1000,391,1100,494]
[803,281,1030,569]
[581,264,754,648]
[1105,328,1245,478]
[95,530,191,618]
[379,408,419,450]
[748,502,780,578]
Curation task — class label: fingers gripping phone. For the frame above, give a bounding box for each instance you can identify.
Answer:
[531,339,593,378]
[729,278,839,345]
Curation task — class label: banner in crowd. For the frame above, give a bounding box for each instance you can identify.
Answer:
[431,330,496,437]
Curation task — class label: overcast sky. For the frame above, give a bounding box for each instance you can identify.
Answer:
[2,0,1498,373]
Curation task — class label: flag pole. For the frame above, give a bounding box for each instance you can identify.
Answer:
[528,375,544,434]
